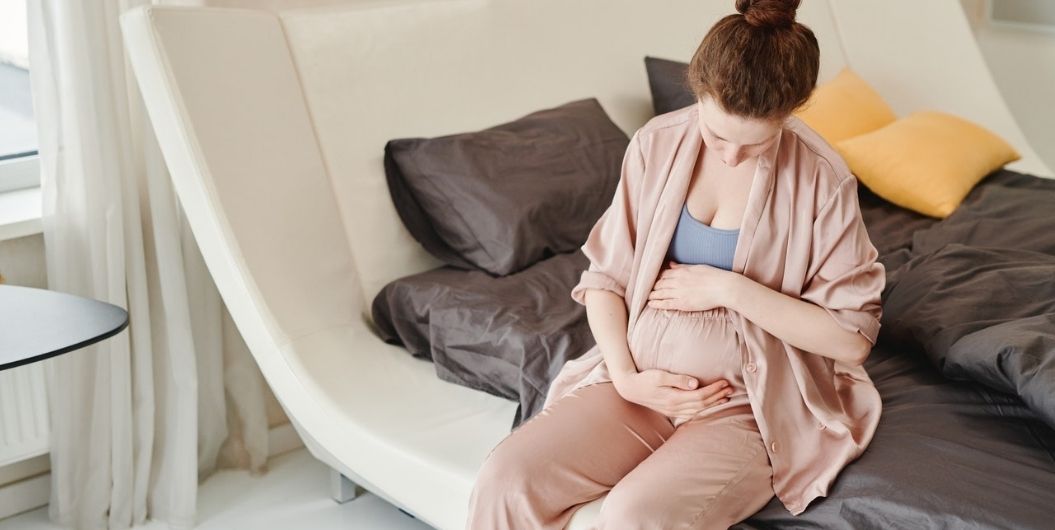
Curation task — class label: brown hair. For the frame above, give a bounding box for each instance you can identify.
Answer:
[685,0,820,121]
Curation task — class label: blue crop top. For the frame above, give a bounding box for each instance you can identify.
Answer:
[666,202,740,271]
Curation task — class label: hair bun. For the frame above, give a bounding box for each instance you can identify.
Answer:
[735,0,799,29]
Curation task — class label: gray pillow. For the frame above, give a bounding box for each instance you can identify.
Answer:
[371,250,594,429]
[383,97,629,276]
[644,56,694,116]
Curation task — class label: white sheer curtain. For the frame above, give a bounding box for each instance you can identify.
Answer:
[27,1,273,528]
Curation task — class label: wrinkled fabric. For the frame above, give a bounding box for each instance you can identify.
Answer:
[371,250,593,429]
[542,104,886,516]
[880,243,1055,429]
[740,340,1055,529]
[467,382,773,530]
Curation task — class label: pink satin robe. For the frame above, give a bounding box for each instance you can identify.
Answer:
[541,103,886,516]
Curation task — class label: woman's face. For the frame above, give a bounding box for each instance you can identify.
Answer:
[696,95,783,168]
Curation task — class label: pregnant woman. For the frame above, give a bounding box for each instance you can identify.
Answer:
[467,1,886,528]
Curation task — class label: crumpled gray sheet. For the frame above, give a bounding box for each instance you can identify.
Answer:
[739,339,1055,529]
[880,244,1055,429]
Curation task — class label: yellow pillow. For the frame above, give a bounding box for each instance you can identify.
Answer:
[793,68,897,144]
[835,111,1021,218]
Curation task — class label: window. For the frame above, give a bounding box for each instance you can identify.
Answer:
[0,0,39,194]
[990,0,1055,33]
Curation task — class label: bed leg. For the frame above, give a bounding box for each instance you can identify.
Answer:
[330,468,366,504]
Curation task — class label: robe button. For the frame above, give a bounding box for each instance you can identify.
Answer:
[746,362,757,373]
[770,440,779,453]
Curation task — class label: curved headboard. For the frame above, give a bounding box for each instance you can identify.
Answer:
[123,0,1049,345]
[276,0,1049,318]
[278,0,850,313]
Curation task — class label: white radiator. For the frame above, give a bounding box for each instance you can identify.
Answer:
[0,362,49,467]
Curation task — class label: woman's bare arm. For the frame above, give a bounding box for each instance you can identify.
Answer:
[582,288,637,382]
[727,275,873,366]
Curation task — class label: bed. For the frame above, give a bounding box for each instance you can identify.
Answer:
[370,161,1055,528]
[119,1,1054,528]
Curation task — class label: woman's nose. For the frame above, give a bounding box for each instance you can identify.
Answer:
[723,147,744,167]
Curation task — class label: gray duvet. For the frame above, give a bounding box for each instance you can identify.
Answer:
[372,168,1055,527]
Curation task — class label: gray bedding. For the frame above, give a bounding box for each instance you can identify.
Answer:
[739,338,1055,529]
[880,244,1055,429]
[372,168,1055,527]
[371,250,591,427]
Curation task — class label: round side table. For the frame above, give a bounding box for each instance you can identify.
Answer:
[0,284,129,371]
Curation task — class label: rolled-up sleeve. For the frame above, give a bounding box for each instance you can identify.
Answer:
[570,130,645,306]
[800,170,886,345]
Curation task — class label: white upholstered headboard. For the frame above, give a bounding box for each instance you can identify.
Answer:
[277,0,851,309]
[274,0,1049,314]
[128,0,1051,329]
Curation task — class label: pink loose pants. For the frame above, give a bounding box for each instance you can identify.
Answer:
[466,307,776,529]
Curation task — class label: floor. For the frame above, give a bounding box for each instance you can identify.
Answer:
[0,448,434,530]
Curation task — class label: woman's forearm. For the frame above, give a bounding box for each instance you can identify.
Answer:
[726,274,872,366]
[583,289,638,382]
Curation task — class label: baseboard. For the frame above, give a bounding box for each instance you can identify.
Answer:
[266,421,304,458]
[0,422,305,521]
[0,473,48,522]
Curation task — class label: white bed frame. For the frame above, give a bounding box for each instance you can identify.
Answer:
[119,1,1051,528]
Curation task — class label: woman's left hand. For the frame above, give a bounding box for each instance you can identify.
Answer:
[647,260,740,312]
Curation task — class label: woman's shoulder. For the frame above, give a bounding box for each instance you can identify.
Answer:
[643,103,698,132]
[631,104,699,150]
[780,115,858,209]
[628,103,696,138]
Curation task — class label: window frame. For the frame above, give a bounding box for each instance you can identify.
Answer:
[0,152,40,194]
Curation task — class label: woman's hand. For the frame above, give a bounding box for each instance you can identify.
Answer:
[647,260,740,312]
[612,368,733,421]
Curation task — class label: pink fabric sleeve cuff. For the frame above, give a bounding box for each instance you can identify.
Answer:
[820,306,881,346]
[570,270,626,306]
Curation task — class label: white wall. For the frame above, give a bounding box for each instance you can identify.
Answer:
[962,0,1055,173]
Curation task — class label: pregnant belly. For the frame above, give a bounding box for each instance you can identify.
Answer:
[628,305,745,389]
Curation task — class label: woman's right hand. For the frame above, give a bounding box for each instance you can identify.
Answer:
[612,369,733,419]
